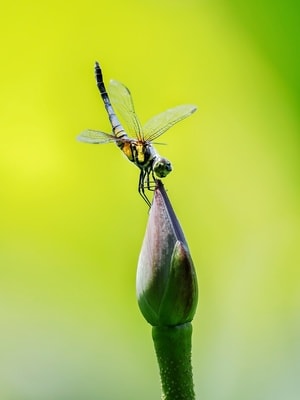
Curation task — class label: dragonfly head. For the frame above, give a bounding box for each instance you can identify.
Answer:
[153,157,172,178]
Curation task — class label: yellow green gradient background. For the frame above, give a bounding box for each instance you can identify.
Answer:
[1,1,299,399]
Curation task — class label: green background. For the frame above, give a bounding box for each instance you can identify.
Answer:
[1,1,299,399]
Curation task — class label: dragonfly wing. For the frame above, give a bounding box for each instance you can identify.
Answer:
[108,79,143,140]
[77,129,117,144]
[143,104,197,142]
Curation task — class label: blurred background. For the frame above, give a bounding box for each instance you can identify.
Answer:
[1,1,299,399]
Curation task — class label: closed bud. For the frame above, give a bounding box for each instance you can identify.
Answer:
[136,181,198,326]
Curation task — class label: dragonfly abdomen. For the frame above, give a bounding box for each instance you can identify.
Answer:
[95,62,127,139]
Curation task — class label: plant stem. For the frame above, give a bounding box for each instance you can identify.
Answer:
[152,322,195,400]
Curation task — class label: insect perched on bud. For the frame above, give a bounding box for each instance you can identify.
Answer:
[78,62,197,206]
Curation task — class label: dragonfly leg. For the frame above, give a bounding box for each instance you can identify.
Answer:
[144,169,157,192]
[151,170,157,190]
[138,169,152,207]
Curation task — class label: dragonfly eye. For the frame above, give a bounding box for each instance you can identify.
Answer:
[153,158,172,178]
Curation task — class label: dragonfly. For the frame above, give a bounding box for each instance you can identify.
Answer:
[77,61,197,206]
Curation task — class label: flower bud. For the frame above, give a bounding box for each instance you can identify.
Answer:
[136,181,198,326]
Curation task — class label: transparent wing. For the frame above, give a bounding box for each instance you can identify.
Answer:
[108,79,143,140]
[143,104,197,142]
[77,129,118,144]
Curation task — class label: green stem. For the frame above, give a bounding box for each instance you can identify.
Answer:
[152,322,195,400]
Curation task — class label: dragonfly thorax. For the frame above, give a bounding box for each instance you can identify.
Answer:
[153,156,172,178]
[124,141,156,168]
[127,141,172,179]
